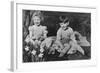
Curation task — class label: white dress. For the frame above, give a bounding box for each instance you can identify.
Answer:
[25,25,48,43]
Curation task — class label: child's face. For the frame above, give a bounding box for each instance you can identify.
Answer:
[60,22,69,30]
[33,16,41,26]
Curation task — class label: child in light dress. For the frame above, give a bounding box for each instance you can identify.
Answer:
[25,11,48,58]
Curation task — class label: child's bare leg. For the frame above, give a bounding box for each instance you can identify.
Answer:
[76,45,84,55]
[68,41,84,55]
[67,41,76,54]
[59,43,70,57]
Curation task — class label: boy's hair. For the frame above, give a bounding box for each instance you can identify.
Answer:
[59,16,69,23]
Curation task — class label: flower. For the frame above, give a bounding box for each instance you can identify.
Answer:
[38,53,43,58]
[31,50,36,55]
[25,35,30,43]
[40,48,44,53]
[25,46,29,51]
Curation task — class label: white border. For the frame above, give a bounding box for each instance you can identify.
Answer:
[12,1,97,72]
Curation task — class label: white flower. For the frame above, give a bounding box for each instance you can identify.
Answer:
[38,53,43,58]
[57,49,62,52]
[31,50,36,55]
[25,35,30,43]
[25,46,29,51]
[38,41,41,45]
[40,48,44,53]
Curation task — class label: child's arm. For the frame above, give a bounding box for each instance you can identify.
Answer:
[42,26,48,39]
[56,29,64,50]
[43,31,48,38]
[28,26,33,39]
[29,31,32,38]
[57,29,62,41]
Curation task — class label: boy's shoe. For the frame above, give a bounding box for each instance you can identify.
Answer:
[58,53,65,57]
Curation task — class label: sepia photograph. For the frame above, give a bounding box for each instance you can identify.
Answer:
[22,10,91,62]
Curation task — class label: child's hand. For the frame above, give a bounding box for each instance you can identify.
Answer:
[67,49,76,54]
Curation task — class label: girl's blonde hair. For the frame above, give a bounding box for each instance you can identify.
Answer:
[30,11,44,26]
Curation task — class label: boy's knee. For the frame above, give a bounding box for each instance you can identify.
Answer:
[70,41,76,45]
[64,43,70,48]
[61,47,69,54]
